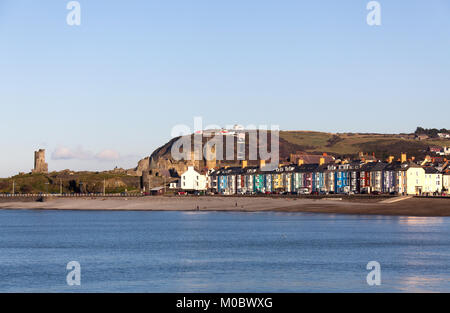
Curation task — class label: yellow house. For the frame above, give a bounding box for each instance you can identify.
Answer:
[404,164,425,195]
[272,172,284,190]
[396,166,407,194]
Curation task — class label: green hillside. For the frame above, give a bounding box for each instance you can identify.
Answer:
[279,131,450,159]
[142,130,450,178]
[0,172,142,194]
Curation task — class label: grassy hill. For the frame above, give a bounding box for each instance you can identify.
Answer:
[0,171,142,194]
[279,131,450,159]
[145,131,450,175]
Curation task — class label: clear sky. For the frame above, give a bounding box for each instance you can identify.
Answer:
[1,0,449,177]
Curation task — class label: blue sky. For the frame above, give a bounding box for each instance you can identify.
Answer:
[1,0,449,177]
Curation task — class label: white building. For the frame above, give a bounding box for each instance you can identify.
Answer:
[423,168,442,194]
[443,173,450,194]
[398,164,425,195]
[437,147,450,156]
[181,166,207,191]
[169,180,181,189]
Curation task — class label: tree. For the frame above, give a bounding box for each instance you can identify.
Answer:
[414,127,445,138]
[415,127,425,134]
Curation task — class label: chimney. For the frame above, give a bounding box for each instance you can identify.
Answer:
[241,160,248,169]
[421,155,431,166]
[401,153,407,163]
[260,159,266,168]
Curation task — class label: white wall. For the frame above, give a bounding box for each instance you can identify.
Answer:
[169,180,181,189]
[423,173,442,193]
[443,174,450,192]
[406,167,425,195]
[181,166,207,191]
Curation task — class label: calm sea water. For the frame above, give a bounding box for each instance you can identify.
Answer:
[0,210,449,293]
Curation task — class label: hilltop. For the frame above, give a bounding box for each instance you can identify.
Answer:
[133,130,450,177]
[278,131,449,157]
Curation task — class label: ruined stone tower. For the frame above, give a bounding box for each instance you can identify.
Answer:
[32,149,48,174]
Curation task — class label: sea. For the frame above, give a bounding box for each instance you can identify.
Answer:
[0,210,449,292]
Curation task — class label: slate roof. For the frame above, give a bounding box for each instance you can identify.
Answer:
[296,164,319,173]
[424,167,439,174]
[371,162,388,172]
[360,162,378,172]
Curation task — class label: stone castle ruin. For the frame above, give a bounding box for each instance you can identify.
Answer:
[32,149,48,174]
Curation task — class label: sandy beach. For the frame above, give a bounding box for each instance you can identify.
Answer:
[0,196,449,217]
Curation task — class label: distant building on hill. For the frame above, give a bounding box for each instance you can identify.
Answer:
[428,146,443,154]
[436,147,450,156]
[415,134,429,141]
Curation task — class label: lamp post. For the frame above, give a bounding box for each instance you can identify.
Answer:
[45,182,49,195]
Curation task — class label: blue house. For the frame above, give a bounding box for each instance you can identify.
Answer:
[335,164,351,193]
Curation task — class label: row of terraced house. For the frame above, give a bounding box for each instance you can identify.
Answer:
[207,155,450,196]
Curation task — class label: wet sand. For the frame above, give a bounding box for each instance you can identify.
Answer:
[0,196,449,217]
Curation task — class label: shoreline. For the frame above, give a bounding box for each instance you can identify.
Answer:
[0,196,450,217]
